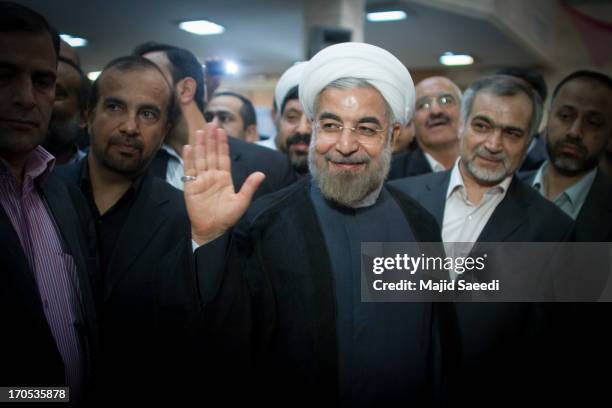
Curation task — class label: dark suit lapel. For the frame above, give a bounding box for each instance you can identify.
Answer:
[476,177,529,242]
[290,181,338,395]
[410,148,433,176]
[423,171,450,227]
[576,170,612,241]
[104,173,169,300]
[0,206,48,325]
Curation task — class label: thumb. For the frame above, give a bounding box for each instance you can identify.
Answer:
[237,171,266,204]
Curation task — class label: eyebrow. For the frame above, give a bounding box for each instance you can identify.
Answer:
[103,97,162,113]
[357,116,383,127]
[472,115,525,135]
[0,61,57,80]
[283,107,302,115]
[318,112,342,122]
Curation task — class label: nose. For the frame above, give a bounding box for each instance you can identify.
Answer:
[12,76,36,110]
[335,127,359,156]
[296,114,312,134]
[119,112,139,136]
[484,128,503,153]
[566,118,583,140]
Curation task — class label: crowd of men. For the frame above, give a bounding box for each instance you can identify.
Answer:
[2,2,612,406]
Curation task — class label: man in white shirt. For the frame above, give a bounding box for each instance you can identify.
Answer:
[389,74,574,405]
[388,76,462,179]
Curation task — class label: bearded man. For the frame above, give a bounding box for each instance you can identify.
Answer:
[184,42,443,406]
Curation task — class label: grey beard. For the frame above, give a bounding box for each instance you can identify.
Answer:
[309,135,392,208]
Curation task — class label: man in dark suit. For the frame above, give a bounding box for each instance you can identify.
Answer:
[0,3,98,405]
[390,74,574,405]
[132,42,296,195]
[521,70,612,241]
[496,67,550,172]
[186,43,445,406]
[388,76,462,180]
[56,56,201,404]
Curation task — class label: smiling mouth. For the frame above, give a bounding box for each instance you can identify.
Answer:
[426,119,450,129]
[329,161,365,171]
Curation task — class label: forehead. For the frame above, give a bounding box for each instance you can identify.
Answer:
[416,77,458,98]
[98,67,170,106]
[316,86,387,120]
[283,98,303,113]
[57,61,81,87]
[207,95,243,114]
[554,78,612,114]
[0,31,56,72]
[142,51,173,84]
[470,91,532,126]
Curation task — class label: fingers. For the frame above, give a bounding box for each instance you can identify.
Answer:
[218,127,231,173]
[237,171,266,205]
[183,144,196,178]
[194,129,207,174]
[205,124,218,171]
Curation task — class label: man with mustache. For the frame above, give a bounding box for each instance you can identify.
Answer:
[205,91,259,142]
[389,74,574,405]
[267,62,313,176]
[388,76,461,179]
[0,3,98,404]
[56,56,203,404]
[523,70,612,241]
[42,40,89,165]
[186,43,443,405]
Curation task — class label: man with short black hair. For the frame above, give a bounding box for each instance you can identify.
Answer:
[205,91,259,142]
[56,55,200,404]
[523,70,612,240]
[133,41,295,192]
[43,40,89,164]
[0,2,98,404]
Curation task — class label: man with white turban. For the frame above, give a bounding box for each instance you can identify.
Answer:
[258,62,314,176]
[183,42,443,405]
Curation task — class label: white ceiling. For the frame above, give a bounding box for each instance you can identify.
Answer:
[15,0,546,75]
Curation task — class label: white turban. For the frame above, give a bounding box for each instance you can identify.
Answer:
[299,42,415,126]
[274,62,306,116]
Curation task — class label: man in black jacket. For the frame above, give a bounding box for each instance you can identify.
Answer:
[132,42,296,194]
[56,55,201,404]
[0,3,98,405]
[186,42,445,406]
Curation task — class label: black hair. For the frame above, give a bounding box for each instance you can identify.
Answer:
[552,70,612,101]
[212,91,257,128]
[132,41,205,113]
[0,1,60,58]
[88,55,176,123]
[58,56,90,113]
[281,85,299,115]
[495,67,548,102]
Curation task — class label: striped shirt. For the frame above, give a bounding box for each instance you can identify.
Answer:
[0,146,85,401]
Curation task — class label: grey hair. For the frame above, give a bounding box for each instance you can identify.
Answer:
[460,74,543,140]
[313,77,397,126]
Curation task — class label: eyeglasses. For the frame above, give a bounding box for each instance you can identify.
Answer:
[416,94,457,111]
[314,120,387,144]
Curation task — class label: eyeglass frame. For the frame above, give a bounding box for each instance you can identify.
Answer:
[313,120,388,144]
[415,93,457,111]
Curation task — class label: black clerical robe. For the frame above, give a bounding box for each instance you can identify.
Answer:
[198,178,444,406]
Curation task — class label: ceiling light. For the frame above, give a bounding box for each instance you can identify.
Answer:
[87,71,101,81]
[225,61,239,75]
[179,20,225,35]
[60,33,88,47]
[439,52,474,66]
[366,11,407,22]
